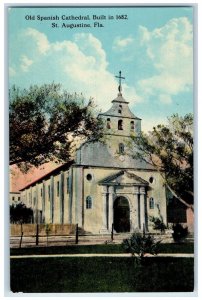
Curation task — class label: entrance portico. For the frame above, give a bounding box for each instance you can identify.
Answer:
[99,170,149,233]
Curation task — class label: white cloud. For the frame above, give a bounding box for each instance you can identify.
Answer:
[113,36,134,50]
[10,17,192,113]
[9,29,140,111]
[24,28,50,54]
[137,17,193,104]
[142,116,168,133]
[122,83,143,103]
[20,55,33,72]
[159,94,172,104]
[74,33,107,69]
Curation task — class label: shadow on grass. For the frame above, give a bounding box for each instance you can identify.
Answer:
[10,242,194,256]
[10,257,194,293]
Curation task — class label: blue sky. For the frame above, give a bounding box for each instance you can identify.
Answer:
[8,6,193,131]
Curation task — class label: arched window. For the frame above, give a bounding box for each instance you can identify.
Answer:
[86,196,92,209]
[118,120,123,130]
[118,105,122,114]
[119,143,125,154]
[107,118,111,129]
[130,121,135,130]
[149,197,154,209]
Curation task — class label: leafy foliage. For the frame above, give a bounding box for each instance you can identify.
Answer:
[149,216,167,233]
[172,224,188,242]
[131,114,193,209]
[10,203,33,224]
[122,231,161,260]
[9,83,105,171]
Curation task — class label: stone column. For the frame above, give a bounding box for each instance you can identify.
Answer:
[99,188,109,234]
[108,186,114,232]
[35,184,38,224]
[59,172,64,224]
[50,175,54,224]
[74,167,83,228]
[42,181,46,223]
[140,187,146,230]
[131,186,139,231]
[68,168,73,224]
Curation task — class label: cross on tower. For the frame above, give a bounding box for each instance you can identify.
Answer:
[115,71,125,93]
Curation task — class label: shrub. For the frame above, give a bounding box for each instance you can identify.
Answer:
[10,203,33,224]
[122,231,161,261]
[172,224,188,242]
[150,216,167,233]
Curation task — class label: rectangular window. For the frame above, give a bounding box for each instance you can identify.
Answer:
[66,177,69,193]
[18,197,20,201]
[33,191,36,206]
[41,188,43,197]
[12,196,15,201]
[57,181,59,197]
[48,185,50,201]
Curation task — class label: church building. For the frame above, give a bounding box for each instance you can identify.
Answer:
[20,73,167,234]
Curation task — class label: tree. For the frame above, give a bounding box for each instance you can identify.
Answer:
[10,203,33,224]
[172,223,188,242]
[130,114,193,210]
[9,83,104,171]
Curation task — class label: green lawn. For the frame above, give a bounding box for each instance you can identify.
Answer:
[10,256,194,293]
[10,242,194,256]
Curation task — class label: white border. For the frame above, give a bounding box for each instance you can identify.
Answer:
[1,1,201,299]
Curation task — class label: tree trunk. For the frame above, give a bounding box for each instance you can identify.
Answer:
[166,184,194,212]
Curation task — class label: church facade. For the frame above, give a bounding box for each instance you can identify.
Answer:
[20,82,167,234]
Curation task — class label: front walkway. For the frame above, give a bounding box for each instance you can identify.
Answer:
[10,253,194,259]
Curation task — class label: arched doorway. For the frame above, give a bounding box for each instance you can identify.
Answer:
[113,196,130,233]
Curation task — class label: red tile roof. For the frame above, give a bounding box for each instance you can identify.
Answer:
[19,161,73,191]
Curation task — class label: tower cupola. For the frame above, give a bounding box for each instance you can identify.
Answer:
[99,71,141,136]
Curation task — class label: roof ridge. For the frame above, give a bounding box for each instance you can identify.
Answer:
[19,160,74,191]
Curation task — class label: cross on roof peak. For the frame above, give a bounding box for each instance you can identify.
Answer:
[115,71,125,93]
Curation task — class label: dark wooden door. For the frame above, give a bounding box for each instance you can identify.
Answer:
[114,196,130,233]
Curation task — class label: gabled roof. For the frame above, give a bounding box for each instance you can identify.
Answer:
[99,93,141,120]
[20,160,74,191]
[98,170,149,186]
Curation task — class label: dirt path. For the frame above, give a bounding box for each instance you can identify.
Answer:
[10,253,194,259]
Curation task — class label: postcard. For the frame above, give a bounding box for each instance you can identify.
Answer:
[8,5,194,294]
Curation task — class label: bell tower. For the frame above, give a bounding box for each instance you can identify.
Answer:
[99,71,141,137]
[76,71,147,168]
